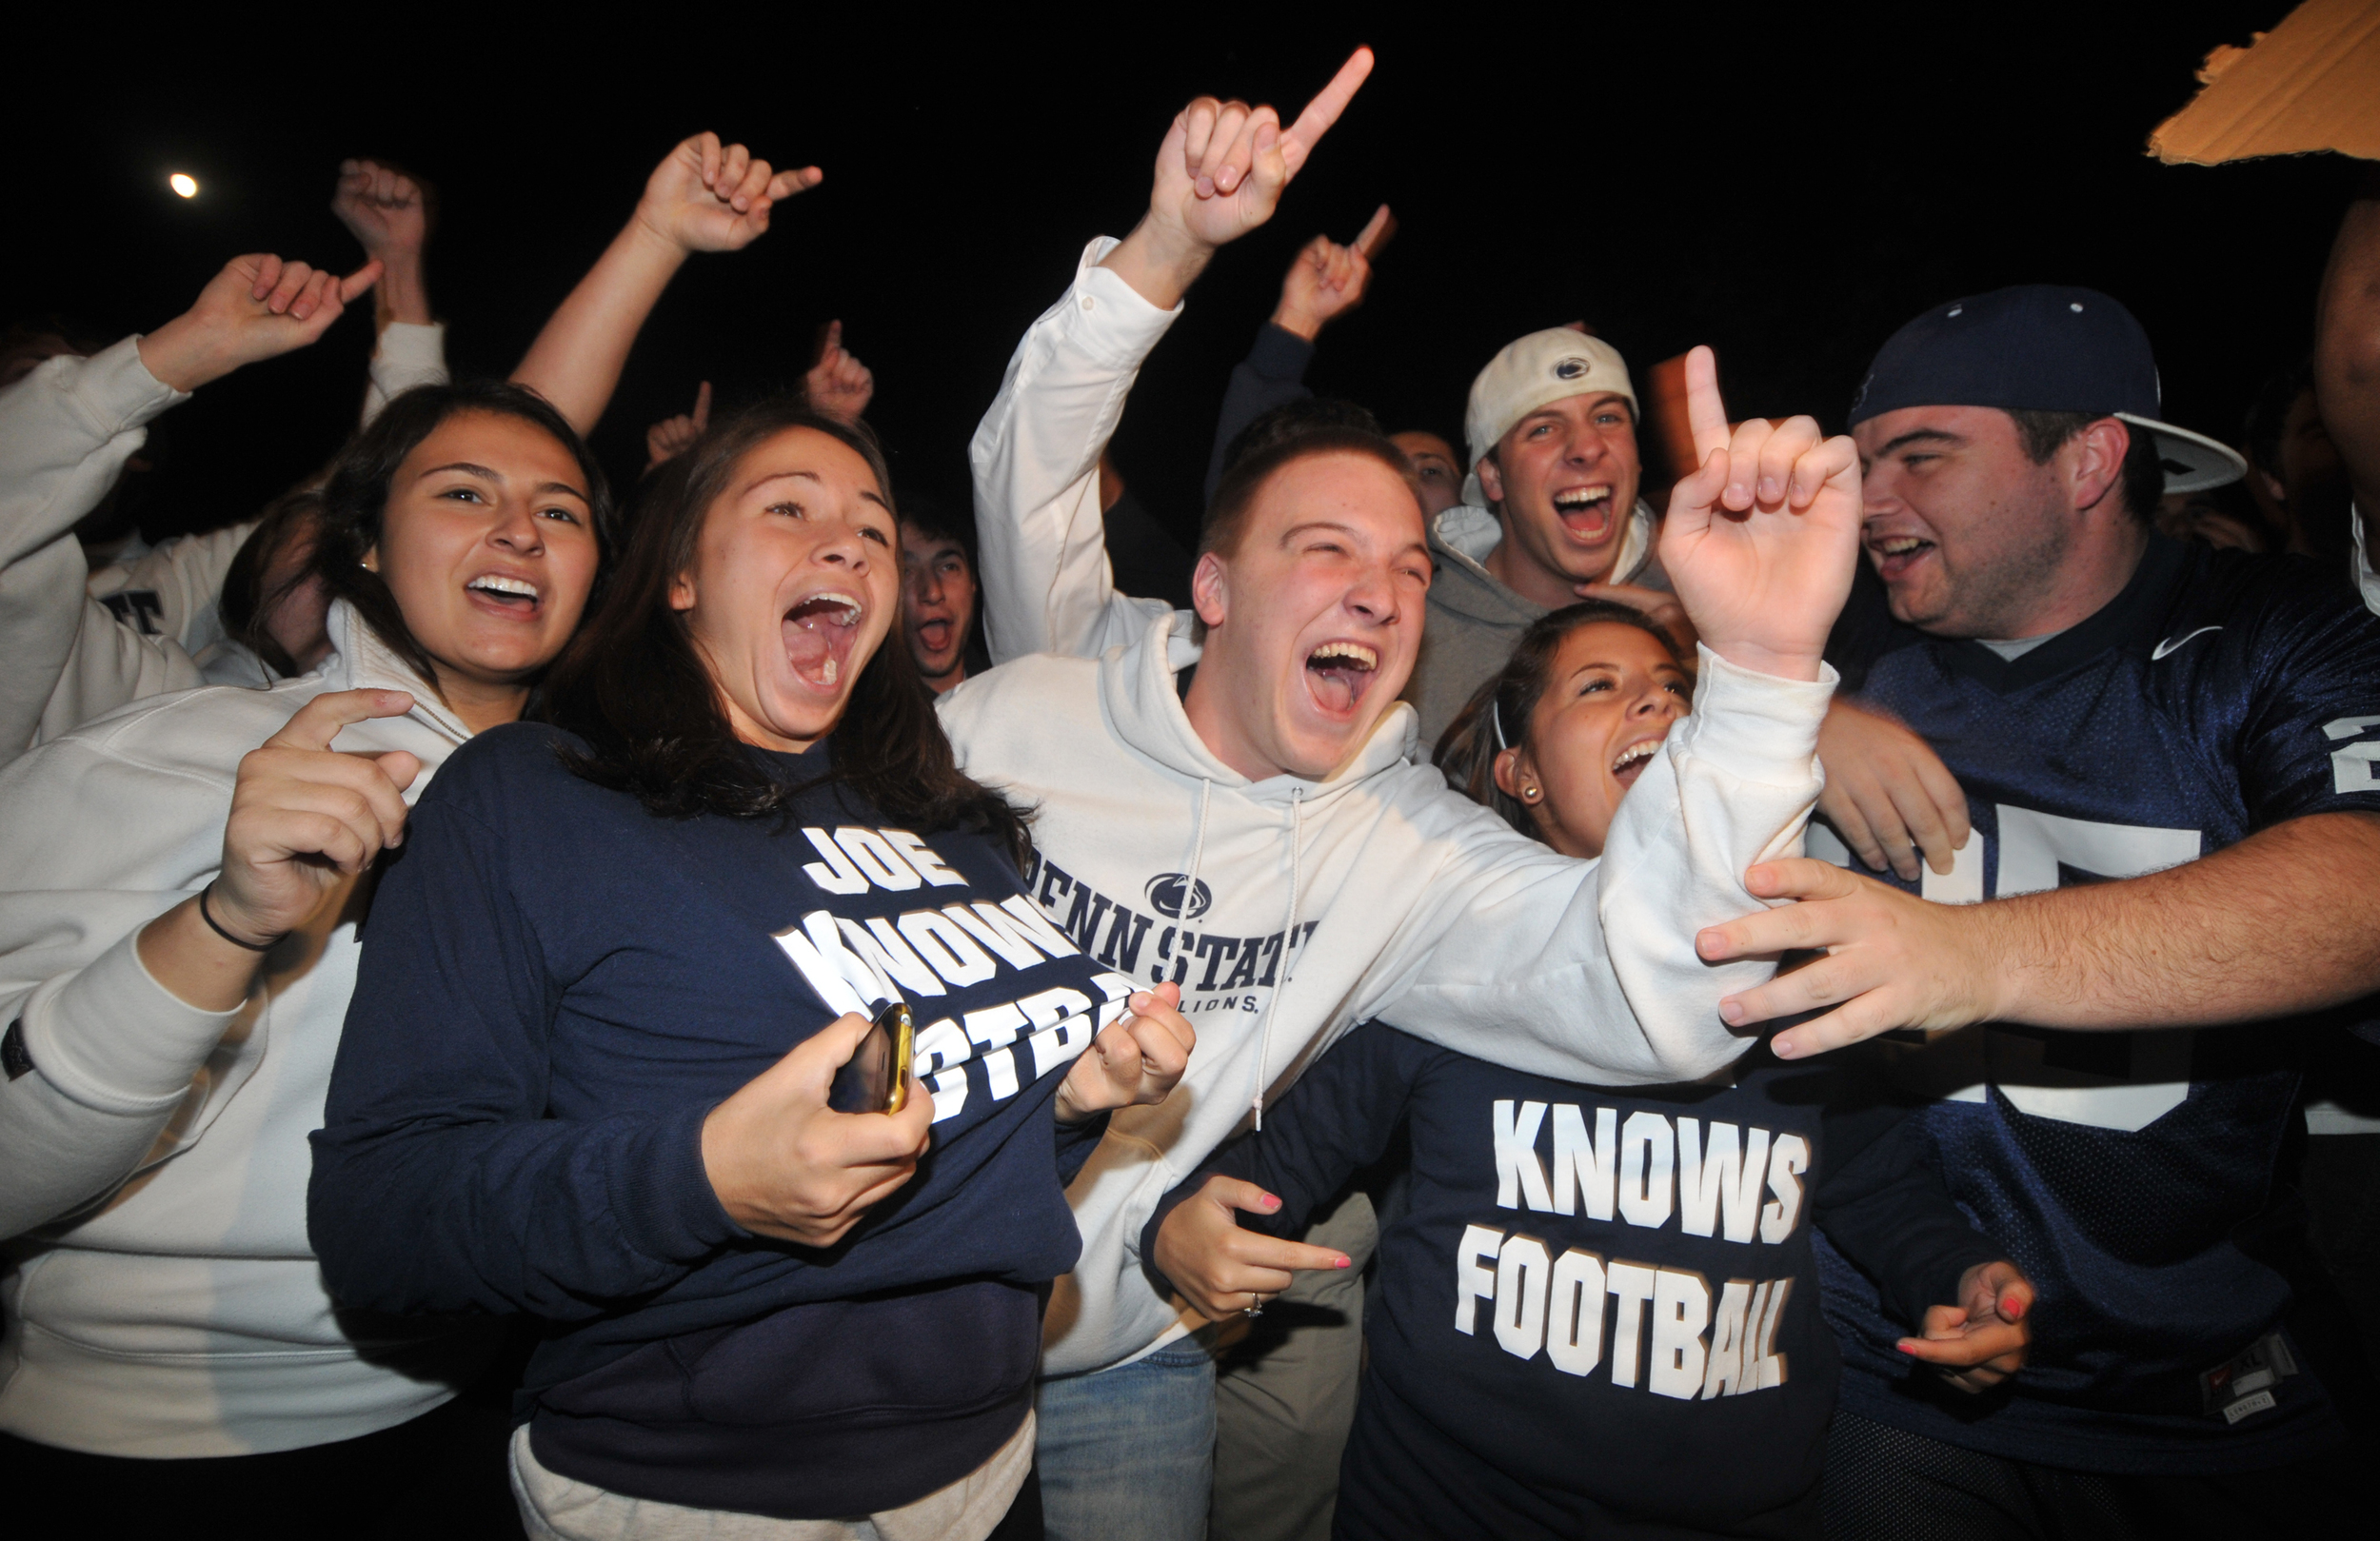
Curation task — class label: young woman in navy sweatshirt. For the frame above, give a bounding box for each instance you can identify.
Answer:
[1146,602,2036,1540]
[308,399,1199,1539]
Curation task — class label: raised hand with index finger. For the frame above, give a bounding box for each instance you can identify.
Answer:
[636,131,823,255]
[135,253,383,393]
[1656,346,1863,682]
[1102,48,1376,310]
[1274,203,1395,341]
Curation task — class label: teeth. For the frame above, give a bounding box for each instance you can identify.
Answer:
[468,575,538,599]
[794,590,864,626]
[1553,487,1613,508]
[1611,740,1658,773]
[1309,642,1378,670]
[1875,537,1927,555]
[822,657,839,685]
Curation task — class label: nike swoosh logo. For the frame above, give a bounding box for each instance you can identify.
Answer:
[2151,626,2221,661]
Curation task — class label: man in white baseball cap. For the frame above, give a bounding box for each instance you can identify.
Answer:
[1409,326,1673,747]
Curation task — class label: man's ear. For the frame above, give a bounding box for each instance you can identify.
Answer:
[1475,453,1505,507]
[1191,550,1229,629]
[668,571,698,612]
[2067,418,2130,516]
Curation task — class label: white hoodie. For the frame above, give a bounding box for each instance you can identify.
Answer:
[945,244,1835,1376]
[0,601,483,1455]
[0,324,448,767]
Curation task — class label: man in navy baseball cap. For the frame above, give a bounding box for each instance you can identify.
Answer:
[1702,282,2380,1534]
[1846,284,2244,639]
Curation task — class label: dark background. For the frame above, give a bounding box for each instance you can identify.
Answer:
[4,5,2364,548]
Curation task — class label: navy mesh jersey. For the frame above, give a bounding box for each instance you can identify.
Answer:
[1814,536,2380,1474]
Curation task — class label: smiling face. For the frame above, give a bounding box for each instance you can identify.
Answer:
[1852,405,2079,638]
[366,410,600,726]
[669,425,899,753]
[1475,392,1642,594]
[1495,621,1690,859]
[1187,450,1431,781]
[1391,430,1464,519]
[900,523,977,691]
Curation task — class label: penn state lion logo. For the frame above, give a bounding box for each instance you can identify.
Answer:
[1144,873,1214,920]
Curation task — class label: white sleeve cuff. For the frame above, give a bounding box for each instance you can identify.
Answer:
[70,336,188,438]
[19,923,244,1116]
[1064,238,1184,369]
[1669,644,1836,777]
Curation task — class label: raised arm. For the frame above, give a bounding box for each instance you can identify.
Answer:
[2315,166,2380,601]
[970,50,1373,664]
[510,133,820,438]
[331,158,448,423]
[1201,205,1393,502]
[0,254,376,762]
[1379,350,1862,1084]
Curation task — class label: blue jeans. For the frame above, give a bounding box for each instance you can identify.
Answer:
[1036,1339,1216,1541]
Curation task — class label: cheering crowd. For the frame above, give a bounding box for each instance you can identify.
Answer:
[2,46,2379,1541]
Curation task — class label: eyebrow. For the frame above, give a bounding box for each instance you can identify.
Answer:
[1280,520,1431,563]
[419,462,587,503]
[747,468,891,511]
[1874,428,1964,457]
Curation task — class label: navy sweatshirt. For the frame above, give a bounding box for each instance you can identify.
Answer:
[309,725,1134,1519]
[1145,1024,2006,1541]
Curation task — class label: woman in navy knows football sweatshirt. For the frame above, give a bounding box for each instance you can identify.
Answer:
[309,401,1196,1536]
[1147,603,2035,1540]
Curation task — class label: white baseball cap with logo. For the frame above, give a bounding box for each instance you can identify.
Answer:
[1462,329,1638,507]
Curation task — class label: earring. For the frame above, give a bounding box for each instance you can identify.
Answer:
[1522,786,1541,801]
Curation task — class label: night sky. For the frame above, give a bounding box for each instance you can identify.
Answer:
[7,5,2365,548]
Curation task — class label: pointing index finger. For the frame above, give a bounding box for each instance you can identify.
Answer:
[1280,46,1375,171]
[263,688,416,752]
[1682,345,1732,467]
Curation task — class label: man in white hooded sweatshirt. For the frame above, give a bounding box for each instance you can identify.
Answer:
[939,49,1868,1541]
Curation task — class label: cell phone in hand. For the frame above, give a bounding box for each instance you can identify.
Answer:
[827,1000,915,1115]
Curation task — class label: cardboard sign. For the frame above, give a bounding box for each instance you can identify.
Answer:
[2148,0,2380,166]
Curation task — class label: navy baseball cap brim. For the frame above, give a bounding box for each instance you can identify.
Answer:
[1851,285,2245,494]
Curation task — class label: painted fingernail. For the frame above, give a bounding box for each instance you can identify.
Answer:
[2002,1296,2026,1319]
[1336,1255,1352,1268]
[1894,1340,1917,1354]
[1261,1194,1281,1210]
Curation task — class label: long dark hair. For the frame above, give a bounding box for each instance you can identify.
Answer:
[543,396,1031,861]
[1433,600,1685,836]
[308,381,614,697]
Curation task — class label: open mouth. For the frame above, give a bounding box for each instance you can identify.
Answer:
[465,572,542,616]
[784,590,864,690]
[1551,484,1616,541]
[1610,735,1664,789]
[912,616,956,657]
[1867,533,1936,583]
[1303,640,1378,715]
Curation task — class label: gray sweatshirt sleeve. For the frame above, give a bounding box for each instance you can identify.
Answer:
[1373,649,1834,1085]
[0,341,185,765]
[0,728,249,1238]
[968,239,1185,664]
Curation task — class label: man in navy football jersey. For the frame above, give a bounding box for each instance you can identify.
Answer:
[1696,285,2380,1536]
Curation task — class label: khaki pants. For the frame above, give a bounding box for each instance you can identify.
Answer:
[1209,1187,1379,1541]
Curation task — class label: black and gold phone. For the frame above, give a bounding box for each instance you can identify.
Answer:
[828,1000,916,1115]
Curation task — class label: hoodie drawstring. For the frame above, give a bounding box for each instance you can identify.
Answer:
[1250,787,1305,1130]
[1183,779,1214,934]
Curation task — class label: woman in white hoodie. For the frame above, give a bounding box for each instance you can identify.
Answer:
[0,379,606,1527]
[0,132,823,1533]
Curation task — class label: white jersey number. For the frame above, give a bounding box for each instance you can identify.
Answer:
[1808,806,2201,1132]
